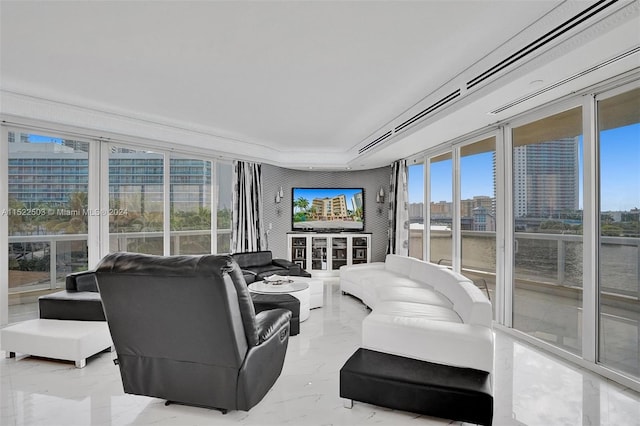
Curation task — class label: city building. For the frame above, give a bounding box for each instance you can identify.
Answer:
[513,137,580,218]
[311,194,348,220]
[1,2,639,425]
[350,191,363,212]
[9,138,212,215]
[408,202,424,222]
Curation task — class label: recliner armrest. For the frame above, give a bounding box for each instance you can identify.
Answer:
[272,258,301,275]
[255,309,292,344]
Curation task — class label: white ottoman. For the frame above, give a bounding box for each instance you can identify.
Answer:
[292,276,324,309]
[1,319,112,368]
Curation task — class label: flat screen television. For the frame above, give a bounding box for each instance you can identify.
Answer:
[292,187,364,232]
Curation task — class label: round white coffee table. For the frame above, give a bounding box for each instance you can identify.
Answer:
[248,280,311,321]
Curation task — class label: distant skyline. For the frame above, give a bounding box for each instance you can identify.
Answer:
[21,127,640,212]
[408,123,639,212]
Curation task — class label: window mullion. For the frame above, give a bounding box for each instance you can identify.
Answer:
[452,147,461,272]
[498,125,513,327]
[163,153,170,256]
[87,139,101,268]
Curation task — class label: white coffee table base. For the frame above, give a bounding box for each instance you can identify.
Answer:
[1,319,112,368]
[290,277,324,309]
[249,281,311,322]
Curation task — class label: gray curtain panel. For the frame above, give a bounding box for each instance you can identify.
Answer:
[387,159,409,255]
[232,161,265,253]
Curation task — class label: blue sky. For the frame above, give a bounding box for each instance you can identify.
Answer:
[408,123,639,211]
[29,134,64,143]
[600,124,640,211]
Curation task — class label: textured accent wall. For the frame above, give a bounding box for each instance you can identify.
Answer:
[262,165,390,262]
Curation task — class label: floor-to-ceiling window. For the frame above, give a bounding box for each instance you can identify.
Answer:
[7,131,90,298]
[4,127,235,321]
[429,152,453,265]
[108,146,164,255]
[597,87,640,379]
[511,107,584,356]
[170,156,212,255]
[408,161,424,259]
[460,136,497,309]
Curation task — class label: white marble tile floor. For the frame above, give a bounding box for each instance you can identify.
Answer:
[1,280,639,426]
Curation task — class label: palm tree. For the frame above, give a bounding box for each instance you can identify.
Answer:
[294,197,309,213]
[40,192,89,234]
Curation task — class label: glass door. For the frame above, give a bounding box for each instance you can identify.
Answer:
[7,131,91,298]
[597,87,640,379]
[169,155,211,255]
[460,137,496,310]
[511,107,583,356]
[429,152,453,265]
[109,146,164,254]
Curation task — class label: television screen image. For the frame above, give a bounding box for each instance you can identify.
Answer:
[292,188,364,231]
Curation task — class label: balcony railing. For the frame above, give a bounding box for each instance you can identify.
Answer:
[410,228,640,301]
[10,228,638,302]
[8,229,232,295]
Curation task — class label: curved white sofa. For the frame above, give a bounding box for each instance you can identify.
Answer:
[340,254,494,374]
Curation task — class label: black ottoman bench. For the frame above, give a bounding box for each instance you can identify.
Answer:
[340,348,493,426]
[250,293,301,336]
[39,290,105,321]
[38,270,105,321]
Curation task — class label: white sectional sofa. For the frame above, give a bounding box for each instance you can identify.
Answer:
[340,254,494,373]
[339,254,495,424]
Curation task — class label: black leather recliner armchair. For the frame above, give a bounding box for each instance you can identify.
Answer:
[95,252,292,412]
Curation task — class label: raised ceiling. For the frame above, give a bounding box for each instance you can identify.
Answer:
[1,1,639,169]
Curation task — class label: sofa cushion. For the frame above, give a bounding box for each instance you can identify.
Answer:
[348,268,427,308]
[376,286,453,309]
[421,265,465,294]
[384,254,414,276]
[340,263,384,287]
[272,258,301,275]
[362,313,494,373]
[250,265,290,279]
[232,251,273,268]
[358,270,422,287]
[374,301,462,323]
[408,259,447,285]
